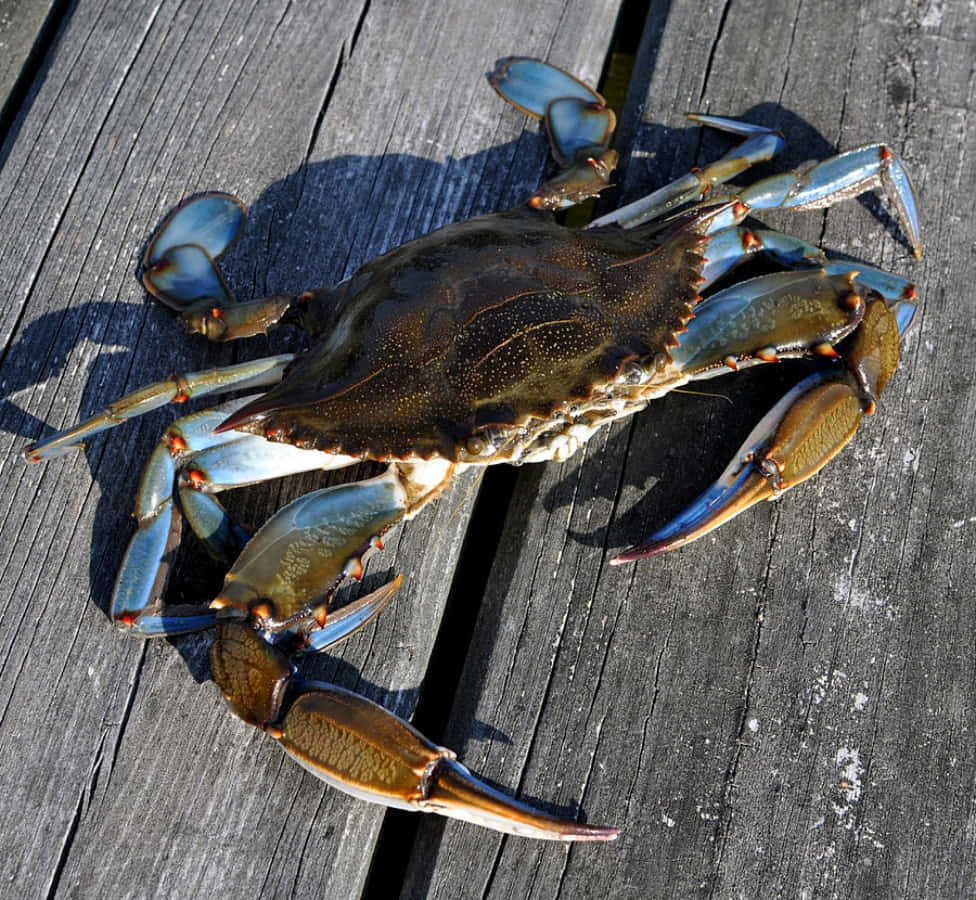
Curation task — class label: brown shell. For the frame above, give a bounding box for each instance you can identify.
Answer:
[222,208,706,461]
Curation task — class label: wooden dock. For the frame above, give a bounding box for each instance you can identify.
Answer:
[1,0,973,896]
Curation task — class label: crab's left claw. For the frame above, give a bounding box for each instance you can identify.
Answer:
[489,57,618,210]
[212,620,620,841]
[614,298,902,562]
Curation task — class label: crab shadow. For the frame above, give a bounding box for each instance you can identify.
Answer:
[2,100,912,725]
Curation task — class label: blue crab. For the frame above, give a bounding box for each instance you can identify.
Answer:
[24,58,920,841]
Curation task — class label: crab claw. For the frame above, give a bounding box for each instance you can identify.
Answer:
[211,620,619,841]
[614,299,901,562]
[280,682,620,841]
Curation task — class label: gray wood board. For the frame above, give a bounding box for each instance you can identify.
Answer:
[0,1,621,898]
[404,0,976,898]
[0,0,58,124]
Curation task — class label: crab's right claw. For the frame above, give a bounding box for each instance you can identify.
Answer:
[614,299,901,562]
[211,620,619,841]
[142,192,245,310]
[280,680,621,841]
[488,57,618,210]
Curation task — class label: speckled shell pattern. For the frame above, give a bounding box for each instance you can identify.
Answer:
[224,208,708,463]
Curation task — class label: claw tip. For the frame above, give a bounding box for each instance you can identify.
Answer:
[610,542,666,565]
[568,824,622,842]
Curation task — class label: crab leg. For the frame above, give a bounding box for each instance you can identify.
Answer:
[177,434,357,559]
[701,145,921,258]
[700,226,825,287]
[199,459,617,839]
[668,269,868,379]
[488,57,619,209]
[113,400,358,636]
[211,617,619,841]
[112,405,248,636]
[701,225,918,316]
[590,116,786,229]
[699,225,919,331]
[615,297,902,562]
[111,403,254,634]
[24,354,294,461]
[174,295,300,341]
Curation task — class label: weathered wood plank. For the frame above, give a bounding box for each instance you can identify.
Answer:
[0,0,59,122]
[405,0,976,897]
[0,1,621,897]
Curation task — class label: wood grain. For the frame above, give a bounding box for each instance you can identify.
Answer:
[0,1,619,897]
[403,1,976,897]
[0,0,973,898]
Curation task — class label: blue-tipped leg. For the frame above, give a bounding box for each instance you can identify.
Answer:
[143,243,234,310]
[179,433,346,491]
[145,192,245,264]
[883,154,920,258]
[699,226,919,333]
[488,57,603,118]
[111,494,219,636]
[590,116,785,229]
[893,295,917,333]
[684,114,781,138]
[120,611,219,636]
[178,489,251,564]
[110,405,246,634]
[176,432,356,562]
[736,144,922,259]
[685,115,786,184]
[142,192,245,310]
[701,226,826,287]
[591,112,921,265]
[546,96,615,166]
[24,355,293,461]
